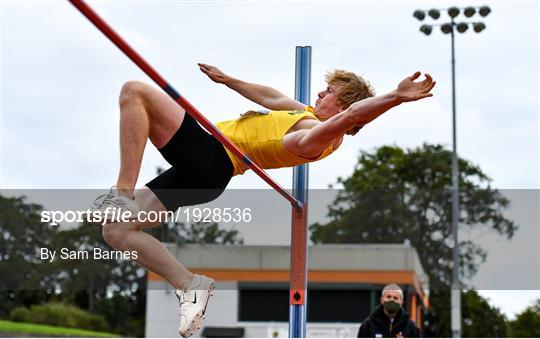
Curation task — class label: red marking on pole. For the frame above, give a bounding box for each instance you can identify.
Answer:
[290,205,308,305]
[290,289,305,305]
[68,0,299,208]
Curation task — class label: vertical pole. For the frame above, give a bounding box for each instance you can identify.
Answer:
[450,19,462,338]
[289,46,311,338]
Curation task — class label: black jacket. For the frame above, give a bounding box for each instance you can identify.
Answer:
[357,305,420,338]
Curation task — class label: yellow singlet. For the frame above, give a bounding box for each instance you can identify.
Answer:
[216,107,337,176]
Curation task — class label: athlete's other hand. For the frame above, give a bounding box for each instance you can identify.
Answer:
[395,71,436,102]
[198,63,229,84]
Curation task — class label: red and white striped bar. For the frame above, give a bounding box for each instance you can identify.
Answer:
[68,0,301,209]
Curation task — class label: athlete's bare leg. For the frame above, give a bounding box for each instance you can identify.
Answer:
[102,187,194,290]
[115,81,186,198]
[102,81,195,287]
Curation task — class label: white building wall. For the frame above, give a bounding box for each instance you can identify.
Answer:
[145,280,360,338]
[145,287,180,337]
[144,244,428,337]
[202,281,239,328]
[145,280,361,338]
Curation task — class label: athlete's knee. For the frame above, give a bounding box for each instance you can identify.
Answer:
[102,224,130,250]
[119,80,147,106]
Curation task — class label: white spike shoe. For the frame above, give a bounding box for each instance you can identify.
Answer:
[176,274,215,338]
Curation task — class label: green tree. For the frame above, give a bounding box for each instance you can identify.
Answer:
[1,192,242,337]
[0,195,58,317]
[92,291,145,337]
[0,195,146,335]
[1,193,243,331]
[462,291,507,337]
[29,222,146,312]
[309,144,517,336]
[509,299,540,337]
[147,220,243,245]
[425,290,507,337]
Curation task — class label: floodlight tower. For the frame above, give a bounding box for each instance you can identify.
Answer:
[412,5,491,338]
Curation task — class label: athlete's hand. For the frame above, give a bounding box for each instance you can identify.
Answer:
[395,71,436,102]
[198,63,229,84]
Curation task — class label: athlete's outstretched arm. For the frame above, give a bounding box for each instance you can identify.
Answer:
[198,63,305,111]
[285,72,436,158]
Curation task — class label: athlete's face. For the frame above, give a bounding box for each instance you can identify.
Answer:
[313,85,344,121]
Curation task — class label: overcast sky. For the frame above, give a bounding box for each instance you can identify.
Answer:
[1,0,538,319]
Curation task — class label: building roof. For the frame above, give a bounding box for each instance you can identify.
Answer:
[157,242,430,306]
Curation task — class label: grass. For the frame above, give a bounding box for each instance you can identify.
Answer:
[0,320,120,337]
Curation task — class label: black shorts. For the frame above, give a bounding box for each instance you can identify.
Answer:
[146,113,234,211]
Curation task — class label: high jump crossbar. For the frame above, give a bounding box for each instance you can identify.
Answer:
[68,0,301,209]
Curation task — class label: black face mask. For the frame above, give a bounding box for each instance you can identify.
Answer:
[383,300,401,314]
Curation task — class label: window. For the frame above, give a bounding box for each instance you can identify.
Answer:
[238,283,374,323]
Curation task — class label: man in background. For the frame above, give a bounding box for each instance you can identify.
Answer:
[358,284,420,338]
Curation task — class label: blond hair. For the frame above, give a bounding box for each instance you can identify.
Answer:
[325,70,376,135]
